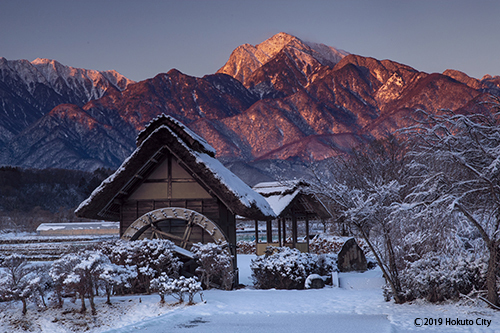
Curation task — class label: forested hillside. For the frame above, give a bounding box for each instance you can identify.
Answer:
[0,167,112,231]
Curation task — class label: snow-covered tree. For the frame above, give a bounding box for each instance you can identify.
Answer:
[56,250,110,314]
[99,263,137,305]
[0,254,43,315]
[191,243,234,290]
[30,265,51,308]
[306,137,410,303]
[150,272,170,303]
[405,104,500,307]
[50,252,81,308]
[150,274,202,304]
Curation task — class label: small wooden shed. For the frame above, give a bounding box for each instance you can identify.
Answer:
[75,114,275,282]
[252,180,332,255]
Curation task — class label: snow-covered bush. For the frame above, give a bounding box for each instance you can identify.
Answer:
[150,274,202,304]
[400,254,487,303]
[250,247,337,289]
[150,272,170,303]
[58,250,111,314]
[50,250,137,311]
[191,243,234,290]
[99,262,137,305]
[50,252,81,308]
[100,239,182,294]
[0,254,45,315]
[29,265,51,308]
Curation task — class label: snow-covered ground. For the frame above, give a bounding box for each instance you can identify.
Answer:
[1,255,498,332]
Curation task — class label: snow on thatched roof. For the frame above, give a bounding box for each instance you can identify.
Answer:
[75,114,275,221]
[253,180,332,219]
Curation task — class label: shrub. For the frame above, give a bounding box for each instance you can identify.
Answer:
[0,254,45,315]
[56,250,112,314]
[250,247,337,289]
[191,243,234,290]
[100,239,182,293]
[400,253,487,302]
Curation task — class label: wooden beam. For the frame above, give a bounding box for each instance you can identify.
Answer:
[150,227,189,243]
[181,212,196,249]
[266,220,272,243]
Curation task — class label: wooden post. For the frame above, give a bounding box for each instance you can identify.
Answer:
[282,218,286,246]
[292,214,297,249]
[305,214,310,253]
[254,220,259,244]
[266,220,272,244]
[278,217,282,247]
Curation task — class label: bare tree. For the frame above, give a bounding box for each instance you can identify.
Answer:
[306,137,410,303]
[406,104,500,308]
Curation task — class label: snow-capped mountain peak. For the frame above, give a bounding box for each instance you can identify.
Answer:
[255,32,299,58]
[217,32,348,85]
[0,57,135,145]
[31,58,134,99]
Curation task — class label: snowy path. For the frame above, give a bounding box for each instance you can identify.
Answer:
[99,255,499,333]
[107,310,391,333]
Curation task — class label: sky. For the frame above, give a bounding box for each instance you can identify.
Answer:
[1,0,500,82]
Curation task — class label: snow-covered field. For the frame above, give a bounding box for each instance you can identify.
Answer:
[1,255,498,332]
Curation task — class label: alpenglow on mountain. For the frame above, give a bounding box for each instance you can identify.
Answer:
[0,57,134,145]
[1,32,500,179]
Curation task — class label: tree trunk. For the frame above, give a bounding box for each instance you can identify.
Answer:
[21,298,27,315]
[40,292,47,308]
[106,285,112,305]
[89,294,96,315]
[358,226,405,303]
[55,287,64,308]
[88,285,97,315]
[385,232,402,295]
[486,241,499,307]
[80,293,86,313]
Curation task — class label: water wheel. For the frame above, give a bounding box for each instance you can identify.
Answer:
[121,207,229,249]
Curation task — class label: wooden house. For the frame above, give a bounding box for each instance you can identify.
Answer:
[75,114,275,281]
[252,180,332,255]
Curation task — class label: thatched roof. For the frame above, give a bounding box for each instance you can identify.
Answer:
[253,180,332,219]
[75,114,276,221]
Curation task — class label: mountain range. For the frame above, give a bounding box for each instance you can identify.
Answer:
[1,32,500,183]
